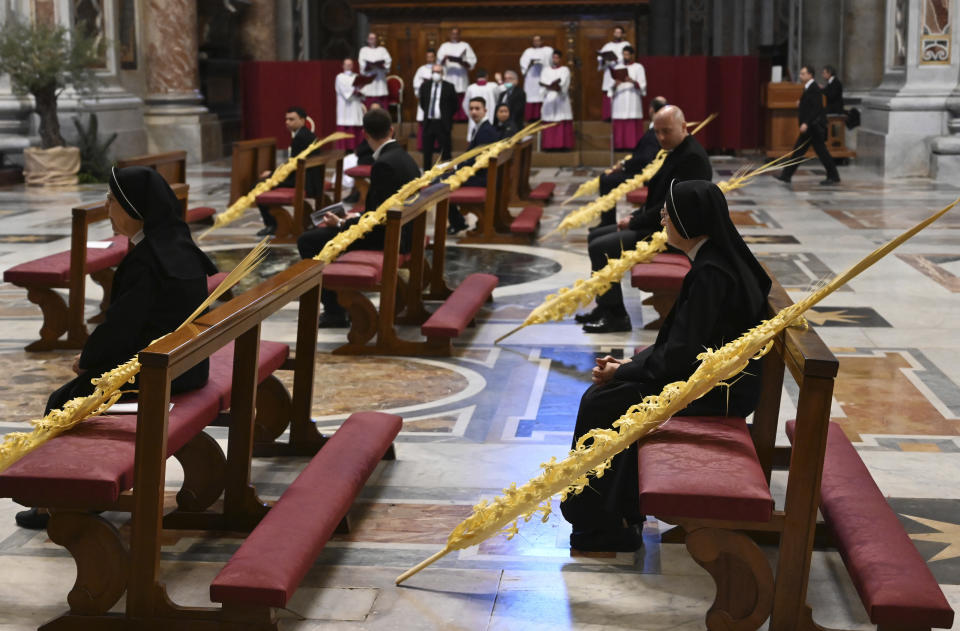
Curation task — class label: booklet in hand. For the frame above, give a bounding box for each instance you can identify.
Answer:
[445,55,463,65]
[365,60,385,72]
[611,67,629,82]
[353,73,375,88]
[598,50,618,63]
[310,202,347,227]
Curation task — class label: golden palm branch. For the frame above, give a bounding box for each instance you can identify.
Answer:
[199,131,353,240]
[397,196,959,585]
[0,239,271,474]
[560,113,719,207]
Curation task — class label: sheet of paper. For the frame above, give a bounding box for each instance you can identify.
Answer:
[109,402,175,414]
[87,240,114,249]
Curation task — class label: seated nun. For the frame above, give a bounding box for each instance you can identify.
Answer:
[559,179,772,552]
[15,166,218,530]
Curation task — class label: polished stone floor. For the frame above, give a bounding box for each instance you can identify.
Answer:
[1,153,959,630]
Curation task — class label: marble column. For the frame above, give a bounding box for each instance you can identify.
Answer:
[859,0,960,178]
[241,0,277,61]
[648,0,676,55]
[801,0,843,74]
[842,0,886,92]
[142,0,221,163]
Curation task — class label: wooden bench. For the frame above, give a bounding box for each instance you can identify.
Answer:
[3,186,188,351]
[344,163,371,207]
[255,150,344,244]
[116,150,216,224]
[632,273,953,629]
[512,135,534,202]
[230,137,277,206]
[0,259,404,629]
[630,252,689,329]
[450,147,544,244]
[324,183,498,356]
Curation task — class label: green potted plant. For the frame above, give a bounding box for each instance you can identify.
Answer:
[0,16,101,186]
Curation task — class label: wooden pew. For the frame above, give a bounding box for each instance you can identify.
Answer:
[451,147,544,244]
[0,259,403,629]
[3,184,189,351]
[630,252,689,329]
[230,137,277,205]
[323,183,498,356]
[512,135,534,202]
[116,150,216,223]
[255,150,344,244]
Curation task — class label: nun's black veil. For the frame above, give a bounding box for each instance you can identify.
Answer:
[665,179,771,316]
[109,166,216,279]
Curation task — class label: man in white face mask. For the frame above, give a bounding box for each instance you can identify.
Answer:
[417,64,457,169]
[495,69,525,130]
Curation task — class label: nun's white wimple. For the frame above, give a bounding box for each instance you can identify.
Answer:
[110,166,142,220]
[668,178,689,239]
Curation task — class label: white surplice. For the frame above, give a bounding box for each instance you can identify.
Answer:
[608,62,647,120]
[357,45,392,97]
[538,65,572,122]
[519,45,554,104]
[335,71,365,126]
[412,63,433,122]
[436,40,477,93]
[463,80,501,139]
[596,40,631,92]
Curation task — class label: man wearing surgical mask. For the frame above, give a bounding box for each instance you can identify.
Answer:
[417,64,457,169]
[495,69,526,130]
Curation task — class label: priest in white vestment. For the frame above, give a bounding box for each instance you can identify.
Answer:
[608,46,646,150]
[436,27,477,121]
[519,35,554,122]
[412,49,437,150]
[539,51,574,150]
[357,32,392,109]
[335,58,366,150]
[596,26,631,121]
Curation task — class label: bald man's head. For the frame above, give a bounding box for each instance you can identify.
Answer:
[653,105,687,151]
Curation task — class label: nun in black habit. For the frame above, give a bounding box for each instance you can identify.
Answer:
[560,179,772,552]
[17,166,218,529]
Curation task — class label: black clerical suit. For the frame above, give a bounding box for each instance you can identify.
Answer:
[297,140,421,316]
[258,125,323,229]
[588,134,712,318]
[419,79,458,169]
[495,118,519,140]
[597,125,660,203]
[780,81,840,182]
[497,85,526,130]
[354,138,375,166]
[823,76,844,115]
[449,120,500,231]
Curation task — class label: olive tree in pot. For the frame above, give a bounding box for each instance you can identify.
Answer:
[0,16,100,186]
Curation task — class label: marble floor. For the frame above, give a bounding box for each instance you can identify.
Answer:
[1,154,959,630]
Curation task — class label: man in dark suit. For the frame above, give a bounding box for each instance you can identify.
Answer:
[776,64,840,185]
[448,96,501,233]
[597,95,668,225]
[496,69,526,130]
[821,65,844,115]
[297,108,421,327]
[577,105,713,333]
[257,106,321,236]
[494,103,519,139]
[419,64,457,170]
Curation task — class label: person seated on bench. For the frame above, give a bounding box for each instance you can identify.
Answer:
[598,95,667,198]
[296,107,421,327]
[343,133,376,204]
[16,166,218,530]
[256,106,323,237]
[559,180,771,552]
[448,96,501,234]
[494,103,519,139]
[577,105,712,332]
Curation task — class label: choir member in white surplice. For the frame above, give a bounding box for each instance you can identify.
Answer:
[539,51,574,150]
[358,32,392,109]
[463,69,501,141]
[335,58,366,151]
[596,26,631,122]
[608,46,646,151]
[437,27,477,121]
[519,35,554,122]
[413,49,437,151]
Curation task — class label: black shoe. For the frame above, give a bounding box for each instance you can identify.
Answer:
[819,178,840,185]
[15,508,49,530]
[256,225,276,237]
[344,190,360,203]
[318,311,350,328]
[570,525,643,552]
[582,314,632,333]
[774,174,791,184]
[447,224,467,235]
[574,307,604,324]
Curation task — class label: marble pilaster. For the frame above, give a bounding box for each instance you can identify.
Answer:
[240,0,277,61]
[142,0,221,163]
[801,0,843,77]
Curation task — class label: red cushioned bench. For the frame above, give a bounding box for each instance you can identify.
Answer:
[326,183,498,356]
[626,186,648,206]
[344,164,372,206]
[618,273,850,629]
[630,252,691,329]
[510,205,544,234]
[255,149,344,244]
[528,181,556,202]
[116,150,216,224]
[210,411,402,611]
[785,421,954,630]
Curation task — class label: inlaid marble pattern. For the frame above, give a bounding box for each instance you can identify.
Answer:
[1,155,960,630]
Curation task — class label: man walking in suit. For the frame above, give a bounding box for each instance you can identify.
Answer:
[297,108,421,327]
[776,64,840,185]
[419,64,457,170]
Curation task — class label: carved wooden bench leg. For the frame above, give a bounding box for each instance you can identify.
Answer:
[173,431,227,513]
[253,374,293,444]
[684,527,774,631]
[268,206,297,243]
[23,286,70,351]
[641,290,679,330]
[331,289,379,354]
[47,510,129,617]
[88,267,115,324]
